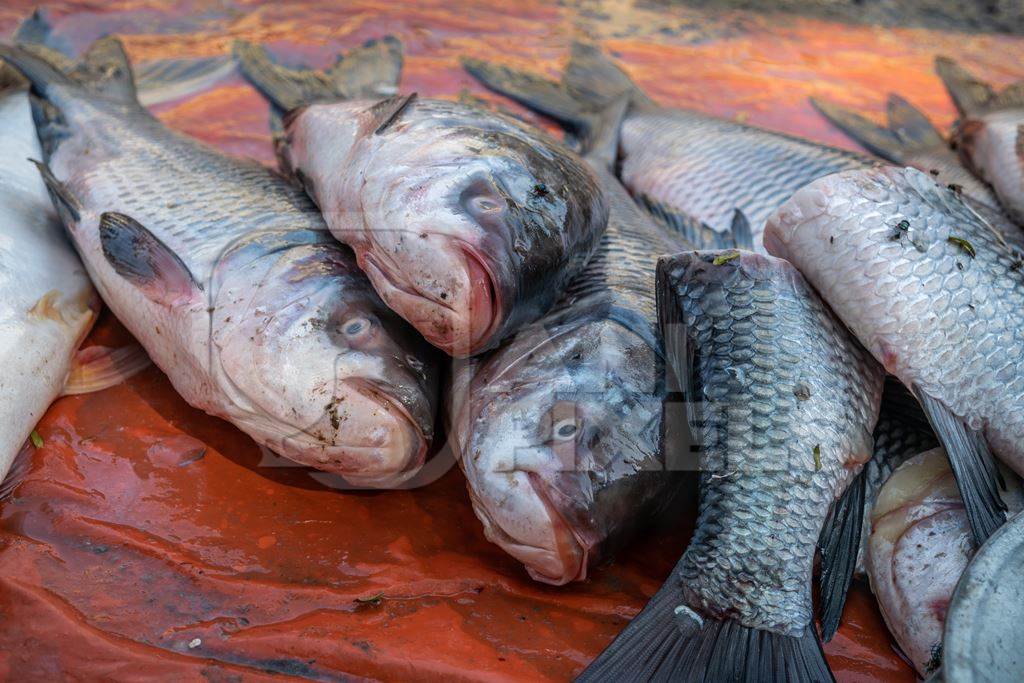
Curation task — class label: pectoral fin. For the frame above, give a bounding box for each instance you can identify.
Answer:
[99,212,202,307]
[62,343,152,396]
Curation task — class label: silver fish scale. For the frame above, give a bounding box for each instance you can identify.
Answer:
[620,110,868,250]
[64,110,323,274]
[661,253,881,635]
[770,166,1024,473]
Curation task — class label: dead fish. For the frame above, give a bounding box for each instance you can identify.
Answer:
[233,39,608,357]
[810,93,1001,209]
[447,98,696,584]
[935,56,1024,224]
[464,42,870,251]
[867,447,1022,677]
[765,165,1024,544]
[579,251,883,681]
[0,40,439,488]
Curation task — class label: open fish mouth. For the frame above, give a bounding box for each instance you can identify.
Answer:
[359,245,502,357]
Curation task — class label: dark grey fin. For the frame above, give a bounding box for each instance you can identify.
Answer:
[135,55,235,106]
[585,94,630,169]
[31,160,80,224]
[371,92,418,135]
[578,555,834,682]
[729,209,754,250]
[13,8,74,74]
[233,37,403,115]
[66,37,138,103]
[99,212,202,307]
[935,57,995,117]
[914,385,1006,544]
[461,57,590,131]
[642,195,731,250]
[562,41,643,107]
[810,95,944,165]
[817,466,867,642]
[0,43,75,99]
[0,441,34,502]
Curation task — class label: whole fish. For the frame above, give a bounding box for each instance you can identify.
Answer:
[935,57,1024,224]
[0,68,97,488]
[579,250,883,681]
[810,93,1000,208]
[233,39,608,357]
[448,98,693,584]
[867,447,1021,677]
[0,40,439,488]
[464,42,872,251]
[765,165,1024,543]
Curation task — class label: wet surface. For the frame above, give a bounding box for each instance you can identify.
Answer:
[2,0,1021,680]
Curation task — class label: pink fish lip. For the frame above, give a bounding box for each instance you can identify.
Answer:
[358,243,503,357]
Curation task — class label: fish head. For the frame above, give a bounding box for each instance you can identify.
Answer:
[213,236,438,488]
[954,111,1024,222]
[299,101,607,357]
[452,314,663,584]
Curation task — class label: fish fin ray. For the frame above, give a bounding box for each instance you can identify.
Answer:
[30,159,80,224]
[232,40,338,114]
[461,57,588,130]
[640,195,725,250]
[99,212,203,307]
[810,96,908,163]
[0,440,35,502]
[62,343,152,396]
[729,209,754,250]
[325,35,402,100]
[886,94,946,149]
[934,56,995,117]
[816,465,866,642]
[135,55,235,106]
[371,92,418,134]
[913,385,1006,544]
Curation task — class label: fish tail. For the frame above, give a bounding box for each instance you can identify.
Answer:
[578,562,835,682]
[816,466,867,642]
[0,43,75,99]
[809,94,943,165]
[233,37,403,116]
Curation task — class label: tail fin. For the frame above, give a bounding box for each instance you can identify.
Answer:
[562,42,640,106]
[934,57,995,117]
[810,94,944,165]
[578,558,834,682]
[816,467,867,642]
[0,43,75,99]
[0,36,138,105]
[233,37,402,115]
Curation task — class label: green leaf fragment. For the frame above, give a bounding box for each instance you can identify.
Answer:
[30,430,43,448]
[713,251,741,266]
[812,444,822,472]
[948,236,976,258]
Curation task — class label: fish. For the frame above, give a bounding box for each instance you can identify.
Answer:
[867,447,1022,677]
[232,39,609,357]
[0,39,439,488]
[578,250,884,681]
[463,42,871,251]
[935,56,1024,224]
[447,96,697,584]
[765,165,1024,545]
[810,93,1001,209]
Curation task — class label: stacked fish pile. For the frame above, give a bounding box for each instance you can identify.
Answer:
[2,9,1022,682]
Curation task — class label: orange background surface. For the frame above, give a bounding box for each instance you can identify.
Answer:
[2,1,1022,680]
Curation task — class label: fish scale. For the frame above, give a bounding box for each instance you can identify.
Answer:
[620,109,869,249]
[660,252,881,636]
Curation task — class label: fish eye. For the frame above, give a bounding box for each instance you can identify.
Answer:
[343,318,370,336]
[553,418,579,441]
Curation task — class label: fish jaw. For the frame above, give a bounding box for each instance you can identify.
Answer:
[765,166,1024,471]
[955,111,1024,224]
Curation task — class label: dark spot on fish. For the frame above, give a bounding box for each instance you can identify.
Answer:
[929,169,940,176]
[948,183,963,194]
[829,235,835,244]
[957,261,964,270]
[325,399,342,431]
[1012,260,1024,272]
[532,183,549,197]
[440,292,448,300]
[793,383,811,401]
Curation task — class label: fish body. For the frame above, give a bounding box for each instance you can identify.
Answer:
[580,250,883,681]
[765,165,1024,541]
[0,42,438,487]
[0,84,97,482]
[449,149,690,583]
[235,41,608,357]
[867,447,1022,677]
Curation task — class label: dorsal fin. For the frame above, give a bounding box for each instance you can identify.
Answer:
[371,92,418,135]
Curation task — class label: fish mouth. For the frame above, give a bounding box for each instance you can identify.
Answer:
[465,468,588,585]
[359,245,501,357]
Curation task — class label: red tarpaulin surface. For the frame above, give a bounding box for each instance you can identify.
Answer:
[2,1,1021,680]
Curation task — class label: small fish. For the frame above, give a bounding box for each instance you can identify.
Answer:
[464,42,869,251]
[0,39,438,488]
[867,447,1022,677]
[448,97,692,584]
[810,93,1002,209]
[579,250,883,681]
[233,39,608,357]
[935,56,1024,224]
[765,165,1024,544]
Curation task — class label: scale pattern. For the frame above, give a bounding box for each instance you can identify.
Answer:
[620,109,868,250]
[659,252,882,634]
[766,166,1024,475]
